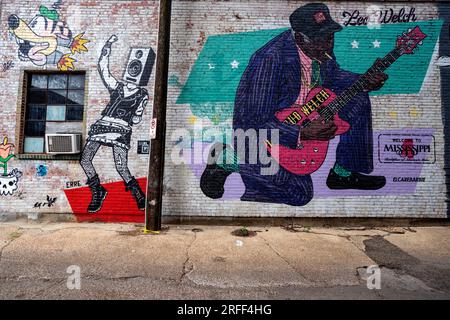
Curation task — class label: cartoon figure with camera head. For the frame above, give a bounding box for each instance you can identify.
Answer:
[80,35,155,213]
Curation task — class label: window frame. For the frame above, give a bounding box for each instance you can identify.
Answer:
[18,70,88,160]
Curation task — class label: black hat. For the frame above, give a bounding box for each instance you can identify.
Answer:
[290,3,343,39]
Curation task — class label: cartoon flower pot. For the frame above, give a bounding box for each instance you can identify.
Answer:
[0,137,15,176]
[0,169,22,196]
[0,137,22,196]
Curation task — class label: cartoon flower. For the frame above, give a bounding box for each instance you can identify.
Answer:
[0,137,15,176]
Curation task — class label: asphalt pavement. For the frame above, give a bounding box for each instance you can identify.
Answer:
[0,219,449,299]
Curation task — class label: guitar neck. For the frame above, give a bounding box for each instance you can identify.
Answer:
[320,48,401,121]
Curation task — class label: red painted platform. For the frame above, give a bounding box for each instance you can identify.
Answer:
[64,178,147,223]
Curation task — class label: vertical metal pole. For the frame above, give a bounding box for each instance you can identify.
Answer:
[145,0,172,231]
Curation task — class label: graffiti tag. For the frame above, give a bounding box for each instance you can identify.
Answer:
[1,60,15,72]
[66,180,81,188]
[34,195,57,209]
[36,164,48,177]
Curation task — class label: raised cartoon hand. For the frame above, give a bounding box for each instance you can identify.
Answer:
[300,119,337,141]
[101,35,118,57]
[108,35,119,43]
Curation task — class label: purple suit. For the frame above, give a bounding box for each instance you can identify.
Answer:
[233,30,374,206]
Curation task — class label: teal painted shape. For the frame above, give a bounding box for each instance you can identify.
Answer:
[176,28,288,106]
[333,20,443,95]
[177,20,443,116]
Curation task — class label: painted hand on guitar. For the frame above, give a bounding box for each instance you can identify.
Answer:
[362,59,389,92]
[301,119,337,141]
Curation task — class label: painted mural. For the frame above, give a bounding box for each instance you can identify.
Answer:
[0,137,22,196]
[7,1,89,71]
[174,3,444,207]
[36,164,48,177]
[64,35,155,220]
[0,0,446,222]
[0,0,160,223]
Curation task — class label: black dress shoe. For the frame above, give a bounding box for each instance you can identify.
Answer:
[326,169,386,190]
[200,143,233,199]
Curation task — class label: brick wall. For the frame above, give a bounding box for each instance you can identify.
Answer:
[0,0,448,221]
[165,1,448,218]
[0,0,158,222]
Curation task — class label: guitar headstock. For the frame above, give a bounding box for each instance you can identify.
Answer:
[396,26,427,55]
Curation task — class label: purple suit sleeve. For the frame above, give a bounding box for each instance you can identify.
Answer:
[234,53,300,149]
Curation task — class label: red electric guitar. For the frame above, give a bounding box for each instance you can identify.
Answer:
[266,26,427,175]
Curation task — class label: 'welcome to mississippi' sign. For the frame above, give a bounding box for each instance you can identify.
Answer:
[378,134,435,164]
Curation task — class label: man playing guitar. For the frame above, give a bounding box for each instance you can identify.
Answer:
[201,3,389,206]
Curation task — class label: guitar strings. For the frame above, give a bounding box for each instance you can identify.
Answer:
[286,42,414,131]
[290,48,400,127]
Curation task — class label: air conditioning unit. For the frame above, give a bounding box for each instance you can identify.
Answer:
[45,134,82,154]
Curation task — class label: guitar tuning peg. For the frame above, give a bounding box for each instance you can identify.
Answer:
[419,41,423,45]
[408,28,412,32]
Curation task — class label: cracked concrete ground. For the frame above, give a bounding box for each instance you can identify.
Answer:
[0,219,449,299]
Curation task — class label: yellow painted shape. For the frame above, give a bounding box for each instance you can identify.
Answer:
[409,107,420,118]
[188,115,197,125]
[142,228,160,235]
[388,111,398,119]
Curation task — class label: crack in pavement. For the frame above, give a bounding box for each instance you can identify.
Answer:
[0,274,176,283]
[0,275,67,281]
[27,278,67,299]
[1,222,141,236]
[179,231,197,284]
[284,227,419,263]
[285,229,391,240]
[277,228,412,287]
[346,236,371,256]
[83,275,146,281]
[259,234,312,284]
[281,226,382,264]
[0,227,23,267]
[281,225,415,239]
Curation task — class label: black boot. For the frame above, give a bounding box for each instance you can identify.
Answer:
[200,143,234,199]
[326,169,386,190]
[125,177,146,210]
[87,175,107,213]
